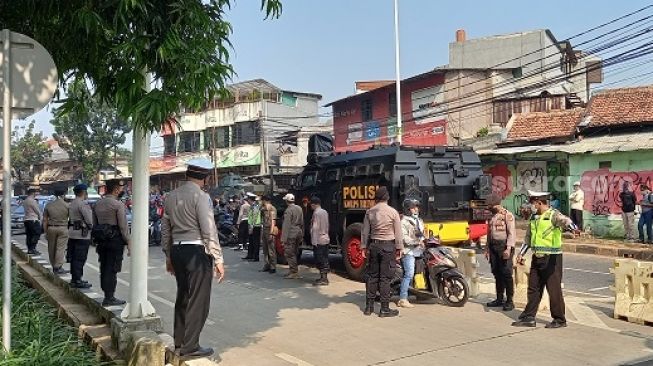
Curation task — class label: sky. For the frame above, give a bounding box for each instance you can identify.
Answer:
[24,0,653,147]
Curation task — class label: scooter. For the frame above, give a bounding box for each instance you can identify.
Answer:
[392,236,469,307]
[216,211,239,246]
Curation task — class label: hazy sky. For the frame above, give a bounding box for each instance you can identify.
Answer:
[24,0,653,149]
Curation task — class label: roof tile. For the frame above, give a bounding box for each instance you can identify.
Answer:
[506,108,584,142]
[584,85,653,127]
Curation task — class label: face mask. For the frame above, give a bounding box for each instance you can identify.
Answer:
[412,213,419,218]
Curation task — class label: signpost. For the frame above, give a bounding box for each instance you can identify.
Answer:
[0,29,58,352]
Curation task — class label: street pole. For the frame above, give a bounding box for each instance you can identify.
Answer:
[393,0,403,145]
[1,29,12,352]
[122,71,155,319]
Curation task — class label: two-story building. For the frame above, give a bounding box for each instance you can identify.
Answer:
[327,29,602,152]
[150,79,325,191]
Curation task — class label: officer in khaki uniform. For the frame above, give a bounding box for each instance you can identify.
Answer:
[44,188,70,274]
[361,186,403,318]
[259,195,278,274]
[484,193,516,311]
[512,190,575,329]
[162,158,225,360]
[68,184,93,289]
[94,179,131,306]
[281,193,304,279]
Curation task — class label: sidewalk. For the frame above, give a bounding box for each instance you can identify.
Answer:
[514,220,653,260]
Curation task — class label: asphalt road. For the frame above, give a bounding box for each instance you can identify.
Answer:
[19,235,653,366]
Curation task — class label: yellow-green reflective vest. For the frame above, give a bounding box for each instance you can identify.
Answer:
[529,209,562,255]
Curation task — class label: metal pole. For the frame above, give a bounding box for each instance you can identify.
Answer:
[393,0,403,145]
[122,71,155,319]
[2,29,12,352]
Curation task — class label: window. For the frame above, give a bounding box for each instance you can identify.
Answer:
[389,93,397,117]
[512,67,523,78]
[326,169,340,182]
[178,131,201,153]
[204,126,230,150]
[163,135,176,156]
[361,99,373,121]
[233,121,260,146]
[529,98,547,113]
[599,161,612,169]
[301,172,317,188]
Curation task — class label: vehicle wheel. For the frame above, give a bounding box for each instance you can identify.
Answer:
[341,223,366,282]
[438,276,469,307]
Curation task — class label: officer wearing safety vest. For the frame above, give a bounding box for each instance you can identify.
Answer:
[512,190,575,329]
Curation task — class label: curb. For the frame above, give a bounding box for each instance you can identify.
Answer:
[562,242,653,260]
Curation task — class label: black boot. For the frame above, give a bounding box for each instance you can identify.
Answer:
[503,299,515,311]
[363,299,374,316]
[312,272,329,286]
[486,298,504,307]
[379,302,399,318]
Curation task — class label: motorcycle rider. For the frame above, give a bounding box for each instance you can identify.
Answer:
[397,198,425,309]
[484,193,516,311]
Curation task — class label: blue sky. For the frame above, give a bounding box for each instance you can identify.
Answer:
[26,0,653,145]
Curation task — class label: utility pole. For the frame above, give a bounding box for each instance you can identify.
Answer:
[393,0,403,145]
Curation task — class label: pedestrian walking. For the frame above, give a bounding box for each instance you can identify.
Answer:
[43,188,70,274]
[93,179,131,306]
[484,193,516,312]
[512,190,575,329]
[243,195,262,262]
[281,193,304,279]
[397,198,425,309]
[569,181,584,230]
[310,197,330,286]
[620,181,637,242]
[236,193,252,251]
[162,158,225,360]
[638,185,653,244]
[24,188,43,255]
[68,184,93,289]
[259,195,278,274]
[361,186,403,317]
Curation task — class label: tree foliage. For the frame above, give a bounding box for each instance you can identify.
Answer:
[0,0,282,132]
[10,121,51,185]
[51,81,132,184]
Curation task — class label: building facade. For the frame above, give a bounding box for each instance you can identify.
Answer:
[150,79,324,190]
[328,29,602,151]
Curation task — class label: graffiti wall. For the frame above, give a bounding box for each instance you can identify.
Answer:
[581,169,653,216]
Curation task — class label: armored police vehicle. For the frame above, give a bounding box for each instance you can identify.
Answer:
[291,143,492,281]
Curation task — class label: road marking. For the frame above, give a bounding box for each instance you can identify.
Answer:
[566,298,615,331]
[275,353,315,366]
[587,286,610,292]
[564,267,610,275]
[564,289,612,299]
[84,262,216,326]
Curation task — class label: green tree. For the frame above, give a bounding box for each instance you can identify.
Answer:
[51,81,132,184]
[10,121,52,186]
[0,0,282,132]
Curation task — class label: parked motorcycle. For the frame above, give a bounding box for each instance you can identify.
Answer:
[391,237,469,307]
[149,217,162,246]
[215,210,239,247]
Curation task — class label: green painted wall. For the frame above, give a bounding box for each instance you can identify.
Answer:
[569,150,653,238]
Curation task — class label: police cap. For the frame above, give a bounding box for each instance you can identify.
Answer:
[73,184,88,193]
[186,158,213,179]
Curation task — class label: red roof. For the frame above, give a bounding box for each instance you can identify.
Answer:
[582,85,653,127]
[506,108,584,143]
[355,80,394,92]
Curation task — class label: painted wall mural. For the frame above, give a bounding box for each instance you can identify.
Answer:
[581,169,653,216]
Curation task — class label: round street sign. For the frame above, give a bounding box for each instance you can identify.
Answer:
[0,30,58,119]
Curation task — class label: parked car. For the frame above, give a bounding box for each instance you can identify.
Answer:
[10,204,25,234]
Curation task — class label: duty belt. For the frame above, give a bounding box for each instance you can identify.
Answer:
[174,240,203,246]
[370,239,395,245]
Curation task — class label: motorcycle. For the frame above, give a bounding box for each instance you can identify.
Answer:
[149,217,162,246]
[215,210,239,247]
[391,237,469,307]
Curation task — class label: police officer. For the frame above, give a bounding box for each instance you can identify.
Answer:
[281,193,304,279]
[162,158,225,360]
[68,184,93,289]
[361,186,403,317]
[484,193,516,311]
[44,187,70,274]
[512,190,575,329]
[93,179,131,306]
[24,188,43,255]
[259,195,278,274]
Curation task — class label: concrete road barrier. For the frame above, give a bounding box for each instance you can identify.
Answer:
[611,258,651,325]
[512,255,551,311]
[446,247,480,298]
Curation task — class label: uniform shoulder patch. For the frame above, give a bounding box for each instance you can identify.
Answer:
[506,212,515,221]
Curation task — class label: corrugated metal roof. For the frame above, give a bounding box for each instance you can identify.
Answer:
[479,131,653,155]
[539,131,653,154]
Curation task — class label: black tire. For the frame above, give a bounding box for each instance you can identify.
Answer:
[341,223,366,282]
[438,275,469,307]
